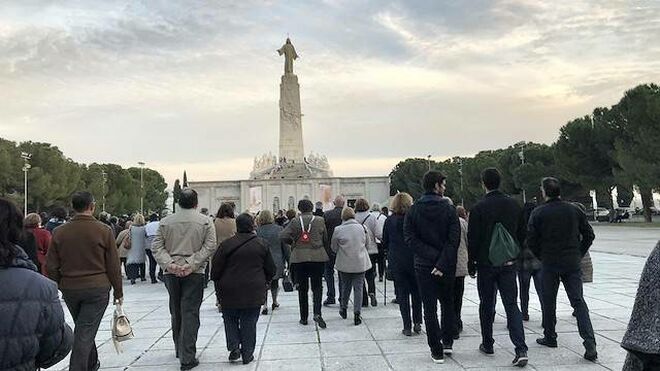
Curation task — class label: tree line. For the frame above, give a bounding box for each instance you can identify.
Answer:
[0,139,168,216]
[390,84,660,222]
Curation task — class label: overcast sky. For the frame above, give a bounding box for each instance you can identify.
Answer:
[2,0,659,188]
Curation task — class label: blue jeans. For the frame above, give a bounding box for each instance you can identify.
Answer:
[477,263,528,353]
[324,253,337,300]
[518,268,543,316]
[222,307,261,360]
[541,264,595,347]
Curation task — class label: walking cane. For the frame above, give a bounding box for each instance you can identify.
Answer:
[383,266,387,306]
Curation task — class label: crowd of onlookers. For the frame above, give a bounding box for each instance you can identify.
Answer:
[1,167,659,370]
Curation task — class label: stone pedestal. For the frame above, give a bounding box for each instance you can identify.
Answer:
[279,73,305,165]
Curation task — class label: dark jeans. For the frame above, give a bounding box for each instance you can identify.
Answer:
[164,273,205,365]
[362,254,378,304]
[61,287,110,371]
[394,269,422,330]
[376,243,386,279]
[145,249,162,282]
[519,268,543,316]
[415,267,455,354]
[222,307,260,360]
[477,264,528,353]
[339,271,365,314]
[126,263,145,280]
[541,264,595,347]
[324,253,337,300]
[293,262,324,320]
[454,276,465,330]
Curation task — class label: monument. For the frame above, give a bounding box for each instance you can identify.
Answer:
[190,38,389,213]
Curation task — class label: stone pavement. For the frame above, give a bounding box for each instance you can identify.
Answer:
[53,230,654,371]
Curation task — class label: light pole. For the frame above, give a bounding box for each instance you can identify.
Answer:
[518,143,527,204]
[21,152,32,214]
[459,158,464,206]
[101,169,107,212]
[138,162,145,215]
[427,155,432,171]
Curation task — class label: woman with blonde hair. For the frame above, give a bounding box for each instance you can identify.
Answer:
[126,213,148,284]
[115,221,132,278]
[256,210,289,315]
[331,207,372,325]
[382,192,422,336]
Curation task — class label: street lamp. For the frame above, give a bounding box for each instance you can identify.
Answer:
[517,143,527,204]
[101,169,107,212]
[138,162,145,215]
[21,152,32,214]
[427,155,432,171]
[458,158,464,206]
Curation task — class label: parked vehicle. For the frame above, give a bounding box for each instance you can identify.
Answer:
[586,207,610,222]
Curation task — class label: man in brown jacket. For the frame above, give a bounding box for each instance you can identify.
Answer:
[47,191,123,371]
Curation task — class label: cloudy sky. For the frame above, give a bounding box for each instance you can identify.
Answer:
[2,0,659,188]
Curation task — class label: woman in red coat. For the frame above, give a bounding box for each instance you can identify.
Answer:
[24,213,52,275]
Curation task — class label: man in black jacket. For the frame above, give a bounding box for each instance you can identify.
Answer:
[527,177,597,361]
[403,171,459,364]
[323,196,344,306]
[467,168,528,367]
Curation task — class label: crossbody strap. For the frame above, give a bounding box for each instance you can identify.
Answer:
[299,216,315,233]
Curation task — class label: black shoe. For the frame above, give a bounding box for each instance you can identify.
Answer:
[443,345,453,355]
[130,279,136,285]
[323,298,336,306]
[314,315,327,329]
[431,352,444,364]
[584,346,598,362]
[513,352,528,367]
[479,344,495,355]
[413,323,422,334]
[140,278,147,282]
[339,308,347,319]
[261,307,268,315]
[354,313,362,326]
[242,354,254,365]
[536,337,558,348]
[228,349,241,362]
[369,293,378,307]
[180,359,199,370]
[391,298,399,304]
[402,328,412,336]
[379,276,384,282]
[272,303,280,311]
[453,333,460,340]
[299,318,308,326]
[522,313,530,321]
[572,309,577,317]
[151,279,158,284]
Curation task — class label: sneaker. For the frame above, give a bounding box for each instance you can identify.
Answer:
[369,293,378,307]
[522,313,530,321]
[339,308,347,319]
[536,337,558,348]
[479,344,495,355]
[584,346,598,362]
[314,315,327,329]
[261,307,268,315]
[513,352,528,367]
[323,298,336,306]
[431,352,444,364]
[228,349,241,362]
[443,346,453,355]
[242,354,254,365]
[299,318,308,326]
[413,323,422,334]
[402,328,412,336]
[354,313,362,326]
[180,359,199,370]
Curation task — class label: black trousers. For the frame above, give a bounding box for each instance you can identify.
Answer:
[324,253,337,300]
[541,264,596,347]
[454,276,465,330]
[164,273,205,365]
[477,264,528,353]
[415,267,455,354]
[126,263,145,280]
[518,268,543,316]
[61,287,109,371]
[145,249,161,282]
[293,262,324,320]
[376,243,386,279]
[394,269,422,330]
[362,254,378,304]
[222,307,260,360]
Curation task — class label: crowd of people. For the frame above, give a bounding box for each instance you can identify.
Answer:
[1,167,659,370]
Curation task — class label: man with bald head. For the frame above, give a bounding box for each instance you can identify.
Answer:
[322,195,345,306]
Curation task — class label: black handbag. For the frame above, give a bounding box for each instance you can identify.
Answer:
[282,268,294,292]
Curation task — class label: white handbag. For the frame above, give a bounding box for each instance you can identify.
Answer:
[111,303,134,353]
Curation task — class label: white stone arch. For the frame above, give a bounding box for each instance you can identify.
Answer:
[288,196,295,210]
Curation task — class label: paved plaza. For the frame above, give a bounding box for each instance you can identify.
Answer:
[53,226,655,371]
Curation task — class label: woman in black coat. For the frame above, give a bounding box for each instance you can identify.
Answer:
[211,213,276,366]
[0,198,73,370]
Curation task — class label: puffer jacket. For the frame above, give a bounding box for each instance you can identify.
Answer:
[0,247,73,370]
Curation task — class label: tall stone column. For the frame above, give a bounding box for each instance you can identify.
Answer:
[279,73,305,164]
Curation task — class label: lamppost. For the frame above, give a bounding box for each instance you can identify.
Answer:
[21,152,32,213]
[101,169,107,212]
[138,162,145,215]
[427,155,432,171]
[459,158,464,206]
[517,143,527,204]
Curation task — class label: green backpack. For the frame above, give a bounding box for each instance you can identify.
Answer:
[488,222,520,266]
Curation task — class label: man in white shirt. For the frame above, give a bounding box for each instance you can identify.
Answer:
[145,213,161,283]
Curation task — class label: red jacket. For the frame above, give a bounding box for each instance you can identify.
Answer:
[26,226,52,275]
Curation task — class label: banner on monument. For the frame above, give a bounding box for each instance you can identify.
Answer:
[248,186,263,214]
[320,184,333,210]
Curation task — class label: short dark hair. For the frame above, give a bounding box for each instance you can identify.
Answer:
[481,168,501,191]
[298,199,314,213]
[50,207,67,220]
[422,171,447,193]
[71,191,95,212]
[236,213,255,233]
[179,188,198,209]
[286,209,296,220]
[149,213,159,222]
[542,177,561,198]
[216,202,235,219]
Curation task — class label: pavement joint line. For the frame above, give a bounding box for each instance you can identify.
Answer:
[253,301,274,370]
[125,304,172,369]
[362,306,395,371]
